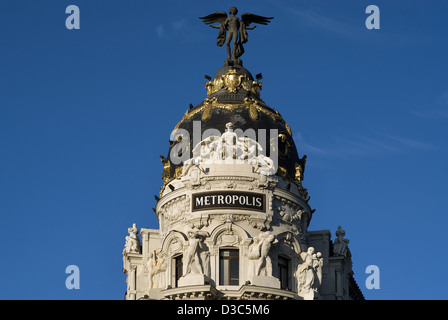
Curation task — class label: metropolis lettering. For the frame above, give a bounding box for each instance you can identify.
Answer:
[192,192,265,212]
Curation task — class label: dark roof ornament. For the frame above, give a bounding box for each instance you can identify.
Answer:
[199,7,273,65]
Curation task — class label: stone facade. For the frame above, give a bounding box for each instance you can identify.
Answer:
[121,31,364,298]
[122,126,363,300]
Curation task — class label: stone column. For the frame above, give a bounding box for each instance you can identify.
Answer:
[129,265,137,300]
[335,267,342,300]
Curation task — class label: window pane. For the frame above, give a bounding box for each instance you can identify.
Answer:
[278,256,290,290]
[174,255,183,287]
[229,250,239,257]
[220,249,239,285]
[220,259,229,285]
[230,259,239,285]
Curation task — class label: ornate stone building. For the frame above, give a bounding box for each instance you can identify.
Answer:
[122,8,364,301]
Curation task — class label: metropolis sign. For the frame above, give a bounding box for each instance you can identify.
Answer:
[192,191,266,212]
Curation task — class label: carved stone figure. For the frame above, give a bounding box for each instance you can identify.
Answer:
[313,252,324,290]
[248,231,278,277]
[297,247,315,295]
[123,223,141,254]
[239,137,257,161]
[200,248,211,278]
[219,122,238,160]
[182,122,276,176]
[333,226,350,257]
[296,247,323,299]
[200,7,273,62]
[151,249,167,289]
[146,252,155,288]
[247,236,262,277]
[184,231,210,276]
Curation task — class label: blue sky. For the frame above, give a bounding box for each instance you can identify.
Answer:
[1,0,447,299]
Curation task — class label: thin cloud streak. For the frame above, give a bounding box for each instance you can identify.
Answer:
[295,130,434,158]
[271,1,362,39]
[290,8,359,38]
[412,90,448,120]
[155,19,204,42]
[272,1,436,46]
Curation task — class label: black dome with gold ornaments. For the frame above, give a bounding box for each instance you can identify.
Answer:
[160,60,308,199]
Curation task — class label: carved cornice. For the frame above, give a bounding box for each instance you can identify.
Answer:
[162,285,219,300]
[162,285,296,300]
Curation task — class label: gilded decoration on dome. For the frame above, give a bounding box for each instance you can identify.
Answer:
[222,68,244,93]
[202,97,218,120]
[173,99,286,132]
[243,98,259,120]
[205,68,262,96]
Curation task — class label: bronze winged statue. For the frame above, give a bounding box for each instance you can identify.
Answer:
[199,7,273,62]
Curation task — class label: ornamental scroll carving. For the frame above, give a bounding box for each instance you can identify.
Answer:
[159,195,190,224]
[215,222,243,247]
[273,196,303,222]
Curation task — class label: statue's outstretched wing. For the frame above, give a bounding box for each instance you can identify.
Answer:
[199,11,227,25]
[241,13,273,27]
[237,13,273,54]
[199,12,228,47]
